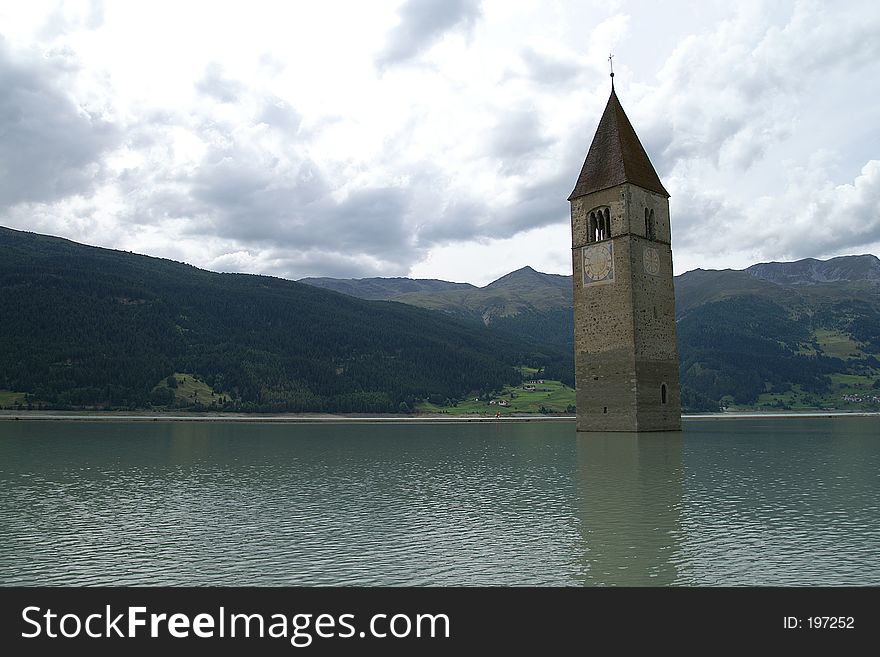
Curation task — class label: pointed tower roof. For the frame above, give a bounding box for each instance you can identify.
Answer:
[569,89,669,200]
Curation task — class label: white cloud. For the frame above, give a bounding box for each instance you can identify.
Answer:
[375,0,482,71]
[0,0,878,284]
[632,1,880,272]
[0,37,120,208]
[670,157,880,274]
[195,63,245,103]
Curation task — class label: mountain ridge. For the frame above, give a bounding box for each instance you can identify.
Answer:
[300,253,880,411]
[0,226,568,412]
[299,275,476,300]
[3,225,878,413]
[300,254,880,300]
[746,254,880,286]
[301,264,573,328]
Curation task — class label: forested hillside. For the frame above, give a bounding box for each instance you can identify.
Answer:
[3,225,877,414]
[302,266,574,347]
[302,256,880,412]
[0,227,567,412]
[675,260,880,409]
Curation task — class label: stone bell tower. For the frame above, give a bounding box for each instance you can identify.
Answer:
[569,78,681,432]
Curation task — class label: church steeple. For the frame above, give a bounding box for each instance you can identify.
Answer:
[569,89,668,200]
[568,73,680,432]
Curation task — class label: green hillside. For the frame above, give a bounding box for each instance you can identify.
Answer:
[302,266,575,347]
[675,263,880,411]
[0,227,567,413]
[3,224,877,414]
[301,255,880,412]
[299,276,475,300]
[417,367,575,415]
[395,266,571,315]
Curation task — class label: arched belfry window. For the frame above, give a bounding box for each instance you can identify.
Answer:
[645,208,655,240]
[588,206,611,242]
[661,383,668,405]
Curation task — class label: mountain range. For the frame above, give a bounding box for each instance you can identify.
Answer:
[0,226,567,413]
[303,266,574,347]
[303,255,880,411]
[2,224,878,413]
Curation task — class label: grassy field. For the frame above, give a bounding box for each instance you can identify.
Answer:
[812,329,865,359]
[153,373,228,408]
[749,373,880,411]
[752,385,820,411]
[0,390,27,408]
[827,373,880,408]
[416,369,575,415]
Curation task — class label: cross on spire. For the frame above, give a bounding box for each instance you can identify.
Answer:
[608,53,615,89]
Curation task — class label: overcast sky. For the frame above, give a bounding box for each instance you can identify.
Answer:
[1,0,878,285]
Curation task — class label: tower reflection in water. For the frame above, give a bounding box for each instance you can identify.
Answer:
[575,432,684,586]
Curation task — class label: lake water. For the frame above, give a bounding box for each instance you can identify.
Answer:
[1,416,878,586]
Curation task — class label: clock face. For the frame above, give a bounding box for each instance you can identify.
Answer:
[582,243,614,285]
[643,246,660,275]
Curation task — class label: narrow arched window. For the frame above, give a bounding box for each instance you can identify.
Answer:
[588,206,611,241]
[645,208,650,238]
[649,209,655,239]
[661,383,668,404]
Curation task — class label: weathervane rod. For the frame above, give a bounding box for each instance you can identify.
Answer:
[608,53,615,89]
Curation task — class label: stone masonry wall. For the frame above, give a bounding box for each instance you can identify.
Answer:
[571,183,681,432]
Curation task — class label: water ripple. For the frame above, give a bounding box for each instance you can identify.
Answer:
[1,417,878,586]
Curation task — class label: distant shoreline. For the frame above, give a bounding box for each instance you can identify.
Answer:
[0,410,573,423]
[684,411,879,420]
[0,410,877,423]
